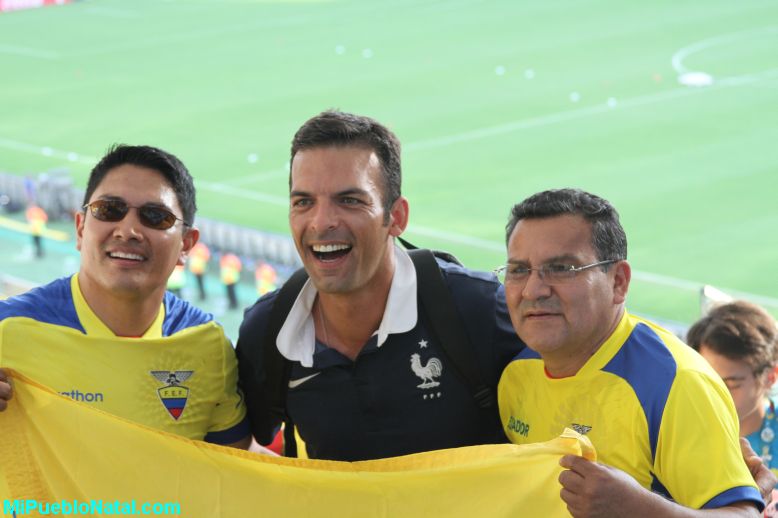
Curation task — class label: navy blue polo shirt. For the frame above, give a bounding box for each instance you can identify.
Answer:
[236,253,524,461]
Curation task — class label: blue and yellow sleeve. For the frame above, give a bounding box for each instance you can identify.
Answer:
[654,368,763,511]
[204,334,249,445]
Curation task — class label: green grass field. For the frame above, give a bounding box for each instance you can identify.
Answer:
[1,0,777,326]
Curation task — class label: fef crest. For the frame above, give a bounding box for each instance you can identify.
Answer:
[150,370,193,420]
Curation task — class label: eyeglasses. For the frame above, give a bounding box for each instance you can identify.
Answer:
[493,260,618,285]
[83,199,187,230]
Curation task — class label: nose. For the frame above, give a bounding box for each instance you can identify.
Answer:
[309,200,338,234]
[112,208,145,241]
[521,269,552,301]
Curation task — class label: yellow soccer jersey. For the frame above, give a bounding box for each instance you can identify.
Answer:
[498,311,762,510]
[0,275,248,444]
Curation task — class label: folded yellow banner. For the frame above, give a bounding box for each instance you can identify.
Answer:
[0,371,595,517]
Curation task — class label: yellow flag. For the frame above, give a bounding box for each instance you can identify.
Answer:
[0,372,595,517]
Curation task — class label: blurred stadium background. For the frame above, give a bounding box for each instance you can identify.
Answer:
[1,0,776,339]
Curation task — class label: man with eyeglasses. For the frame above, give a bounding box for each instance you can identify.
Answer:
[0,145,250,449]
[497,188,766,516]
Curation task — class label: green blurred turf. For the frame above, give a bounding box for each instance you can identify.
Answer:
[1,0,776,325]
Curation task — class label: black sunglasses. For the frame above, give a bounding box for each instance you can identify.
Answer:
[83,199,187,230]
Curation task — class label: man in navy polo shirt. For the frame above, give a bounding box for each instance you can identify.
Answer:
[236,110,523,461]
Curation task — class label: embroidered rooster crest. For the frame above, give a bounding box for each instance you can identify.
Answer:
[410,353,442,389]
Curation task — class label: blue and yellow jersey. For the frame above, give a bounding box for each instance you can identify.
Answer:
[0,275,248,444]
[498,311,762,510]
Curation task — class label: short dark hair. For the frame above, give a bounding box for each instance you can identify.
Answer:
[687,301,778,375]
[290,110,401,218]
[506,188,627,262]
[83,144,197,226]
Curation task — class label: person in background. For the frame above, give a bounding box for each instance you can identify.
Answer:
[688,301,778,516]
[255,261,278,296]
[167,263,186,298]
[25,203,48,258]
[189,241,211,301]
[220,252,242,310]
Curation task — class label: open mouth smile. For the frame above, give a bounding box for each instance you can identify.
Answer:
[311,243,352,262]
[107,251,146,262]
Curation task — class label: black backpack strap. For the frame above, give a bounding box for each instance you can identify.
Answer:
[400,236,462,266]
[263,267,309,457]
[398,236,418,251]
[407,249,496,409]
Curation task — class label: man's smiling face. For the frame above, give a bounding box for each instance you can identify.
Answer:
[289,145,405,296]
[76,164,195,302]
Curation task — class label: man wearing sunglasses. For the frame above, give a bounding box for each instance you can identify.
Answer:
[497,188,765,516]
[0,145,250,449]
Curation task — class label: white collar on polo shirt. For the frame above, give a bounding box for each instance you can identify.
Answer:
[276,244,418,367]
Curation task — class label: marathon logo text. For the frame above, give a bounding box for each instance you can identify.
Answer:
[58,390,104,403]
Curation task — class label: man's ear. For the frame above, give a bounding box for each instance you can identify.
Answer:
[75,210,85,251]
[388,196,409,238]
[612,260,631,305]
[178,227,200,266]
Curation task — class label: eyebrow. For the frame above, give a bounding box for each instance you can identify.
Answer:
[721,375,747,382]
[96,195,169,209]
[334,188,369,198]
[289,188,370,198]
[507,254,581,265]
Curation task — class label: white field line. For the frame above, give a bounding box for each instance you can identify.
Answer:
[0,138,97,165]
[2,65,774,175]
[671,26,778,75]
[716,67,778,86]
[226,168,288,187]
[631,271,778,308]
[405,224,504,252]
[196,181,288,206]
[404,68,778,153]
[162,66,777,190]
[0,44,59,60]
[72,16,301,58]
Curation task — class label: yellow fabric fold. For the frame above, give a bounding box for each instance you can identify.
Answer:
[0,371,595,517]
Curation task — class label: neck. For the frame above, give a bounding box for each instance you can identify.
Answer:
[741,399,769,436]
[316,289,390,361]
[543,349,599,379]
[315,260,395,360]
[543,307,625,378]
[77,274,163,337]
